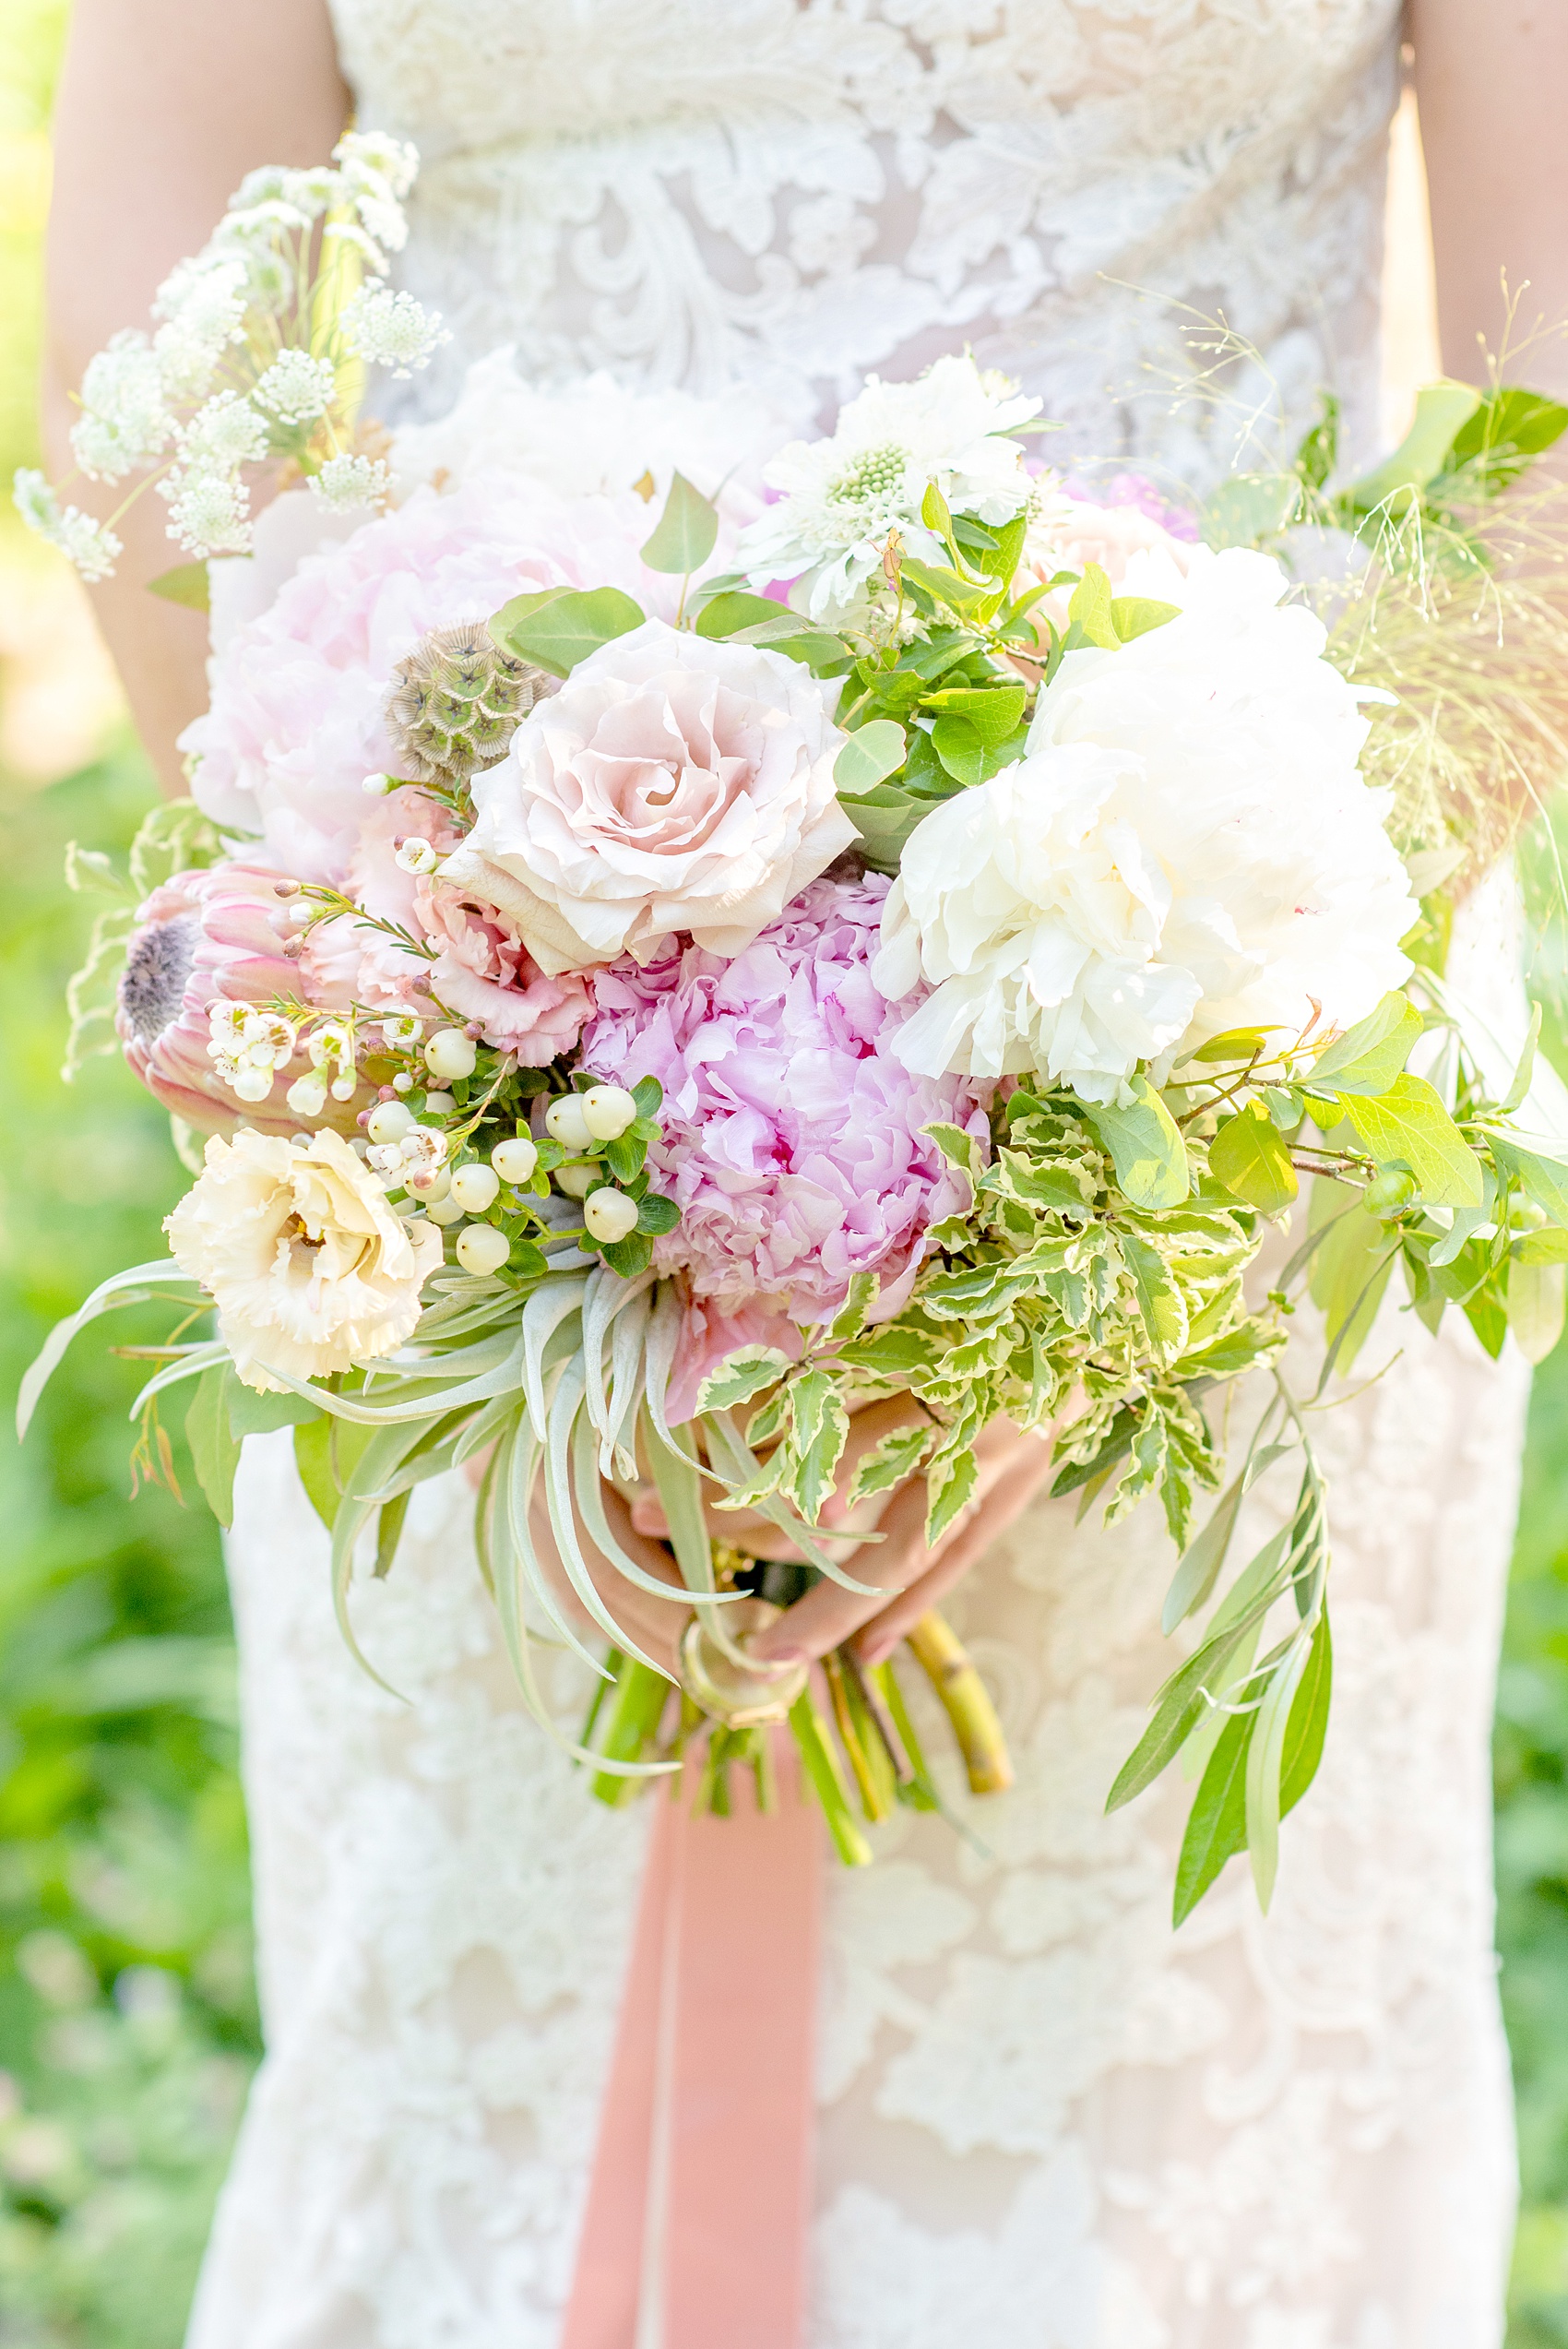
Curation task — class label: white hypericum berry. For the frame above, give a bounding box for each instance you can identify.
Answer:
[422,1091,456,1116]
[456,1223,510,1275]
[424,1030,477,1083]
[580,1084,639,1141]
[392,1072,414,1093]
[553,1163,595,1199]
[365,1101,414,1146]
[491,1136,539,1184]
[394,836,439,876]
[426,1193,465,1226]
[544,1095,593,1152]
[449,1163,500,1213]
[404,1163,450,1202]
[584,1187,639,1244]
[362,772,396,796]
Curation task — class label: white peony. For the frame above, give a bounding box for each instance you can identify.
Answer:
[874,546,1418,1101]
[738,354,1040,620]
[165,1127,442,1392]
[446,618,857,972]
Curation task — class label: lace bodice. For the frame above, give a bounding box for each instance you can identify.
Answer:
[185,8,1527,2346]
[331,0,1402,476]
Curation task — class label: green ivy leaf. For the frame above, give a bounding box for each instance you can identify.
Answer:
[490,585,645,677]
[1333,1073,1482,1208]
[1087,1076,1191,1209]
[1208,1103,1299,1214]
[639,471,719,574]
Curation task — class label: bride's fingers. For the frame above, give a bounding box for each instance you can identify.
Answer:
[745,1425,1054,1668]
[529,1479,691,1678]
[855,1440,1057,1663]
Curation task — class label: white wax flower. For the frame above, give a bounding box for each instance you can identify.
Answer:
[875,546,1418,1100]
[738,354,1040,619]
[450,617,856,972]
[165,1127,442,1391]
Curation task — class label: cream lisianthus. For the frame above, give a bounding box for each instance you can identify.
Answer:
[165,1127,442,1391]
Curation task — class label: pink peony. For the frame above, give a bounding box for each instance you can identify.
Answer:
[181,473,682,885]
[579,875,989,1418]
[447,618,856,975]
[117,862,358,1135]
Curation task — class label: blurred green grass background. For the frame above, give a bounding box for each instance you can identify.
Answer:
[4,5,1568,2341]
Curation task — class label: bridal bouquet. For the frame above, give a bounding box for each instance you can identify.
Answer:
[20,141,1568,1919]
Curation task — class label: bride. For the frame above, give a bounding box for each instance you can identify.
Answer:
[43,3,1568,2341]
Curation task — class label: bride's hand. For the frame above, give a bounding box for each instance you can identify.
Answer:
[744,1416,1057,1671]
[527,1473,692,1679]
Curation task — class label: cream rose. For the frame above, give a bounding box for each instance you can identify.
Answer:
[165,1127,443,1391]
[442,617,857,972]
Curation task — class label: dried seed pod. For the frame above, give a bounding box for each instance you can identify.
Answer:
[384,621,554,787]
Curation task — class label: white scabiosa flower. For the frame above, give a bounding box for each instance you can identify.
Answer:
[253,349,338,426]
[738,354,1040,619]
[308,452,392,512]
[11,470,123,580]
[340,283,449,378]
[164,1127,443,1391]
[874,545,1418,1100]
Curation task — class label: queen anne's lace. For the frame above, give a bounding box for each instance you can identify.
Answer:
[186,6,1526,2345]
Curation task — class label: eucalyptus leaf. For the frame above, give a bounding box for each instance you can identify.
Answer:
[834,720,909,793]
[490,585,644,678]
[639,471,719,574]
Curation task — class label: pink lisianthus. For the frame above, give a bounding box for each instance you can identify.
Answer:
[116,862,358,1135]
[180,472,681,885]
[579,875,990,1420]
[413,877,594,1056]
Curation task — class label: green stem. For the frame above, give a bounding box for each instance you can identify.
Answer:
[587,1654,673,1807]
[789,1690,873,1866]
[906,1611,1014,1795]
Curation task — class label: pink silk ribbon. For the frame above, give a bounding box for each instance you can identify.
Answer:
[561,1741,823,2349]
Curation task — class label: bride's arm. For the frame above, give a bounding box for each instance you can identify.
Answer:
[43,0,349,792]
[1413,0,1568,397]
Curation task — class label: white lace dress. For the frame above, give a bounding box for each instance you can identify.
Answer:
[186,6,1530,2343]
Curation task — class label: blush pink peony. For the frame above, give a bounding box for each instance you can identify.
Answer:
[181,473,680,885]
[579,875,989,1418]
[445,618,857,974]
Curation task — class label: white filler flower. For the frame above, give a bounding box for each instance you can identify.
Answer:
[739,354,1039,619]
[875,546,1418,1101]
[165,1127,442,1391]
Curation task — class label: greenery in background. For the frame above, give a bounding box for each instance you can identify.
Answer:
[2,0,1568,2341]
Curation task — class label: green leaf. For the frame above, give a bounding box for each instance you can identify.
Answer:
[920,480,954,539]
[1200,471,1301,549]
[834,719,908,793]
[636,1192,680,1235]
[694,589,796,640]
[1508,1258,1567,1365]
[226,1381,321,1438]
[1307,1183,1395,1376]
[632,1075,663,1116]
[1106,1621,1252,1811]
[600,1231,655,1279]
[1445,385,1568,494]
[1343,381,1483,512]
[1087,1076,1191,1209]
[1120,1230,1190,1362]
[925,1443,979,1545]
[638,471,719,574]
[695,1345,792,1415]
[1491,1136,1568,1227]
[1305,992,1424,1096]
[292,1414,339,1532]
[1171,1609,1331,1924]
[840,784,931,873]
[185,1367,242,1529]
[374,1488,411,1580]
[1517,1226,1568,1266]
[789,1370,849,1523]
[147,560,211,611]
[1109,594,1180,641]
[898,556,998,622]
[921,683,1027,745]
[829,1270,881,1343]
[1292,391,1341,492]
[1208,1103,1300,1214]
[930,711,986,785]
[1184,1026,1278,1066]
[1501,1001,1543,1116]
[1333,1073,1482,1208]
[1066,560,1118,649]
[846,1423,933,1508]
[490,585,645,678]
[923,1120,986,1186]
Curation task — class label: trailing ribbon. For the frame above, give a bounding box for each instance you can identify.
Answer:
[562,1738,823,2349]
